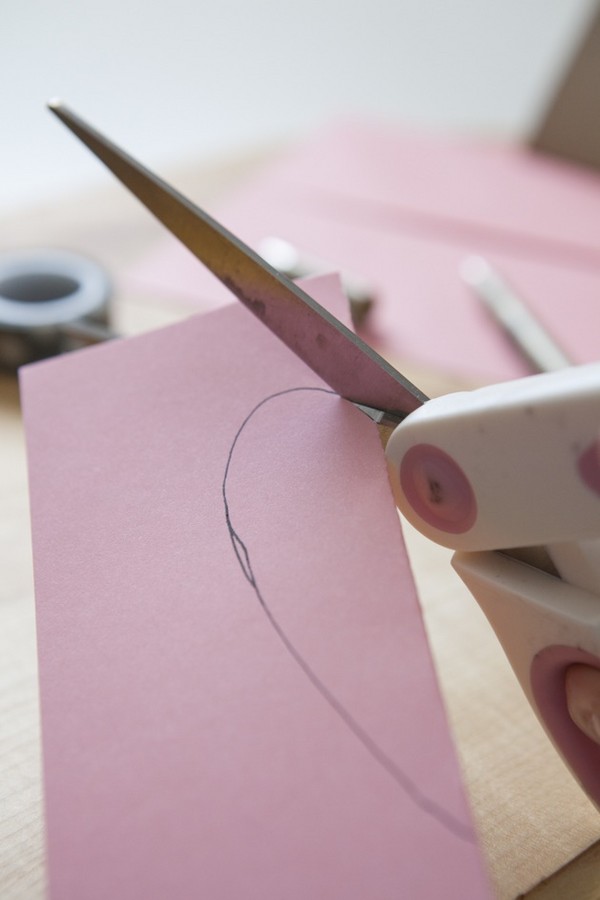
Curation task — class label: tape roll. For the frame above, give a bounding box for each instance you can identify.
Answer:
[0,249,111,369]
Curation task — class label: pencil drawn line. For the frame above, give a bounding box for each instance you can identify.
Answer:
[222,386,474,843]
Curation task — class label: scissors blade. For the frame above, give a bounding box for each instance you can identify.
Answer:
[49,101,427,420]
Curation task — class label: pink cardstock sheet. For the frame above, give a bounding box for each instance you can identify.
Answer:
[126,120,600,382]
[22,275,490,898]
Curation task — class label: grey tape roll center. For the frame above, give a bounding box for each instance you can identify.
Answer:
[0,249,111,368]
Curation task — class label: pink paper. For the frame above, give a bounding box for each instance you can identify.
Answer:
[126,120,600,382]
[22,275,490,898]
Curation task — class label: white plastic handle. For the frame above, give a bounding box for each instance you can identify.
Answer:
[385,363,600,551]
[453,550,600,808]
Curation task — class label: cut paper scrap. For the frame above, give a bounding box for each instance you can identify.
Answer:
[125,120,600,382]
[21,275,491,898]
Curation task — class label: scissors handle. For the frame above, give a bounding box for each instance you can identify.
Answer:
[453,550,600,807]
[385,363,600,552]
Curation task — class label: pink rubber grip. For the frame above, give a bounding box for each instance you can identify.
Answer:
[531,646,600,806]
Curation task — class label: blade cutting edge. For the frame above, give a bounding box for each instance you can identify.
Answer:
[49,101,427,419]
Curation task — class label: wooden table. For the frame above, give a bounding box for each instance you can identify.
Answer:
[1,152,599,899]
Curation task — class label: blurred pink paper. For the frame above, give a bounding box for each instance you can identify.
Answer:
[22,275,490,898]
[126,120,600,382]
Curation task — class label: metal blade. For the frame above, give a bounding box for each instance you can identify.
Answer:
[49,101,427,418]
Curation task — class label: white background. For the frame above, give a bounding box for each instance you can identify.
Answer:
[2,0,597,213]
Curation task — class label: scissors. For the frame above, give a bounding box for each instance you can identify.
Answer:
[49,101,600,809]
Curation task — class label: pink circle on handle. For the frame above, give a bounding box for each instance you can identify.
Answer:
[578,439,600,496]
[399,443,477,534]
[530,646,600,808]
